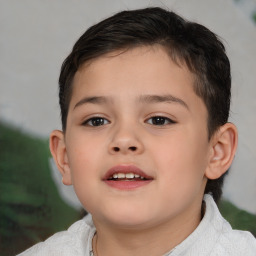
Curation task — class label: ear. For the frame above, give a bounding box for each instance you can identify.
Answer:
[205,123,238,180]
[49,130,72,185]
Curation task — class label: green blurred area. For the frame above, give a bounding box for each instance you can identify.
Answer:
[0,122,81,256]
[219,200,256,237]
[0,122,255,255]
[253,12,256,23]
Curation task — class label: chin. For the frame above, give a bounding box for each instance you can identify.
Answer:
[94,207,154,229]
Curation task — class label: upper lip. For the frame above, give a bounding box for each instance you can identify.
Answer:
[103,165,153,180]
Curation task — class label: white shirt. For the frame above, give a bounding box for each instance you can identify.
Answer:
[18,194,256,255]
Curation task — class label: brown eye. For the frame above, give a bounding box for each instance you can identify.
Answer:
[83,117,109,126]
[146,116,175,126]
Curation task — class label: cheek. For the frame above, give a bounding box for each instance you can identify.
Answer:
[66,136,99,183]
[67,130,106,165]
[151,131,209,181]
[66,139,101,210]
[151,134,209,209]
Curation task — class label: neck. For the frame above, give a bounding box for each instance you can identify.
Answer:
[92,206,202,256]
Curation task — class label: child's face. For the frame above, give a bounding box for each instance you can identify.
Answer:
[62,46,212,229]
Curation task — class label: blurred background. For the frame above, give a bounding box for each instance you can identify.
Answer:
[0,0,256,255]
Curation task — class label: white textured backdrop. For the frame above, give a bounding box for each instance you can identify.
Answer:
[1,0,255,213]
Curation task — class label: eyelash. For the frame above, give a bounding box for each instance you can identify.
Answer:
[146,116,176,126]
[82,117,110,127]
[82,115,175,127]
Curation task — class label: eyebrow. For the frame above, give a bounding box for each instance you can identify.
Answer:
[138,94,189,110]
[74,96,110,109]
[73,94,189,110]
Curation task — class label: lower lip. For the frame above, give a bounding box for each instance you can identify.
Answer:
[104,180,152,190]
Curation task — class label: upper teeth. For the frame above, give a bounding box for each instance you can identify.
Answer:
[111,173,145,179]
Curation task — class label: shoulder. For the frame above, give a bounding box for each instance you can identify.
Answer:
[211,229,256,255]
[17,215,95,256]
[204,195,256,255]
[173,195,256,255]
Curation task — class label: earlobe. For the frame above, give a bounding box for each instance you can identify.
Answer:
[205,123,238,180]
[49,130,72,185]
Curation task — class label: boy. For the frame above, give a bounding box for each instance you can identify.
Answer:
[19,7,256,256]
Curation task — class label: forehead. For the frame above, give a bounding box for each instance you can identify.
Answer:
[73,46,194,91]
[70,46,204,111]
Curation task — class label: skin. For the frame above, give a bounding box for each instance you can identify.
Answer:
[50,46,237,256]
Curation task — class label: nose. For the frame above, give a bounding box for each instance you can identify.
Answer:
[108,124,144,155]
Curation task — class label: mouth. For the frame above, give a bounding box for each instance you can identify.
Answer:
[103,165,153,190]
[108,172,148,180]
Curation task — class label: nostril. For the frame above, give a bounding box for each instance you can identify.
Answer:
[113,147,120,152]
[111,146,138,153]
